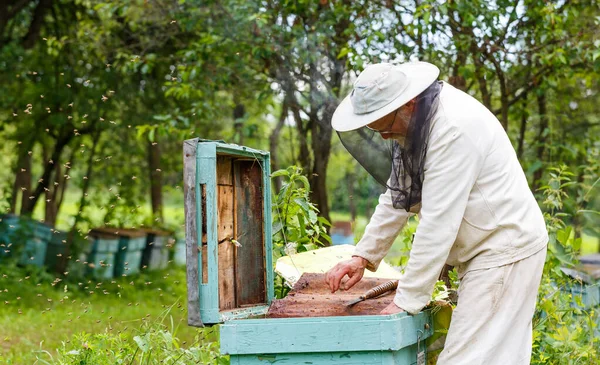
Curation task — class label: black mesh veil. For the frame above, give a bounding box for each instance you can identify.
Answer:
[337,81,443,212]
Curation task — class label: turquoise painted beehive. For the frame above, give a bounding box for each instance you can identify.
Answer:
[0,214,52,267]
[87,229,121,279]
[140,229,171,271]
[184,139,433,364]
[113,229,146,276]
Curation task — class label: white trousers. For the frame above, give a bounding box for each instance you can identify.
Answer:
[437,247,547,365]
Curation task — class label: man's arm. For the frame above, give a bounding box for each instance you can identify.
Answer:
[354,188,412,271]
[325,187,411,292]
[393,124,483,314]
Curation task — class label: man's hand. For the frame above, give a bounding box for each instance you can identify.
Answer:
[380,302,405,315]
[325,256,368,293]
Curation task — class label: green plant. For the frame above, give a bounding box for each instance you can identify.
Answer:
[531,165,599,364]
[271,166,331,298]
[33,304,227,365]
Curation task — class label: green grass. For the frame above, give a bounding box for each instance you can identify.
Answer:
[582,233,599,255]
[0,264,200,364]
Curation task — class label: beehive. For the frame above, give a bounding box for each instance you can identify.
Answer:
[184,139,433,364]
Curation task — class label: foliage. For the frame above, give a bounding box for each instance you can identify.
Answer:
[271,166,332,255]
[271,166,331,298]
[531,166,600,364]
[42,309,227,365]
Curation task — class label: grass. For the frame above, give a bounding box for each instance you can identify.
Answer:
[582,233,600,255]
[0,263,201,364]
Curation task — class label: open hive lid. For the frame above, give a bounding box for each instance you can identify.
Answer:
[184,139,274,326]
[276,244,401,286]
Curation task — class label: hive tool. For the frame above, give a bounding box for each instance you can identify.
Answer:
[345,279,399,306]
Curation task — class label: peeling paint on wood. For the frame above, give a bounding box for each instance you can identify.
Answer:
[183,138,202,327]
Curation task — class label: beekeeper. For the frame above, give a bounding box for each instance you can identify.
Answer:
[325,62,548,364]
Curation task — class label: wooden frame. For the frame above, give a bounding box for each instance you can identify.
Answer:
[184,139,274,326]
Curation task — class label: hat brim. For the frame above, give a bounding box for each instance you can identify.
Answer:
[331,62,440,132]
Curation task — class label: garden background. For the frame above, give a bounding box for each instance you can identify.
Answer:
[0,1,599,364]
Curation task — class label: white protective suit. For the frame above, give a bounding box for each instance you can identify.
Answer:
[353,81,548,364]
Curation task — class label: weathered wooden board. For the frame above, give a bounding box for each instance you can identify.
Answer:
[234,160,266,306]
[216,156,233,185]
[218,184,235,310]
[183,138,202,327]
[267,273,395,318]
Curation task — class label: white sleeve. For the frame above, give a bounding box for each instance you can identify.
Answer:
[394,125,483,314]
[353,188,411,271]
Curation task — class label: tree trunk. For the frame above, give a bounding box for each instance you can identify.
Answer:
[58,131,101,273]
[309,111,334,225]
[44,146,74,226]
[270,102,288,192]
[471,52,492,109]
[291,104,311,173]
[22,0,53,49]
[233,103,245,145]
[22,135,71,215]
[10,143,32,214]
[517,93,529,159]
[449,53,467,91]
[44,163,61,225]
[147,138,163,222]
[532,93,548,191]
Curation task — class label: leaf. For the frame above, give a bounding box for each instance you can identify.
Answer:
[272,220,284,235]
[527,160,544,176]
[297,176,310,190]
[337,47,350,59]
[296,213,307,237]
[133,335,149,352]
[148,128,155,143]
[294,198,310,213]
[308,210,318,224]
[271,169,289,178]
[317,216,332,227]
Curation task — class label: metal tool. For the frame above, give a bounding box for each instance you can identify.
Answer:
[345,280,399,306]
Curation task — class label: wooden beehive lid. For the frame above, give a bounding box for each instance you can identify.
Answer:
[138,227,173,236]
[89,227,120,239]
[112,228,147,238]
[185,139,274,326]
[90,227,146,238]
